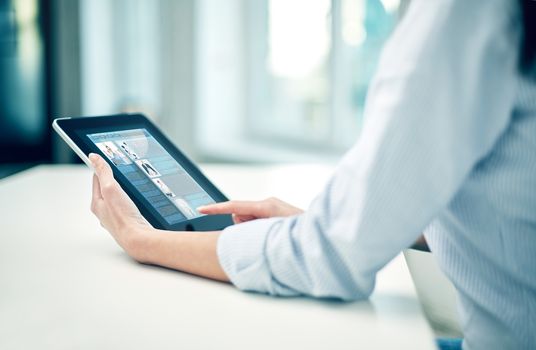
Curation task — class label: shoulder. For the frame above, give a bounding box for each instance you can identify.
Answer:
[374,0,520,79]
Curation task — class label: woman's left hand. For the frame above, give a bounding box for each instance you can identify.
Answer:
[89,153,152,258]
[88,153,227,281]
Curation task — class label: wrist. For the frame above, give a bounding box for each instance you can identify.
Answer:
[121,224,154,263]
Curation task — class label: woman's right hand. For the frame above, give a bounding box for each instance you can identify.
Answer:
[198,197,303,224]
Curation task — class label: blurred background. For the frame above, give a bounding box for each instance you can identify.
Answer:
[0,0,408,178]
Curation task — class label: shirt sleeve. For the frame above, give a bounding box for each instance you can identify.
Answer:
[217,0,520,300]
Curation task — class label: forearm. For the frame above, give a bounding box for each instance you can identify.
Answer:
[128,226,229,282]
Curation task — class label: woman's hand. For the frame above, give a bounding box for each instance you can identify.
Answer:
[89,153,152,259]
[198,197,303,224]
[88,153,228,281]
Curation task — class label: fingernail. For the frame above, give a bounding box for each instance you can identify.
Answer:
[197,206,207,211]
[88,153,98,165]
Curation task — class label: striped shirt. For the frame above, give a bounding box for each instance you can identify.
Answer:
[217,0,536,348]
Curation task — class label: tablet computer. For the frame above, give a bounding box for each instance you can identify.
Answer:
[53,113,233,231]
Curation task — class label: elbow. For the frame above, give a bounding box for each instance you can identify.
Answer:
[317,288,372,303]
[256,272,375,301]
[306,277,375,302]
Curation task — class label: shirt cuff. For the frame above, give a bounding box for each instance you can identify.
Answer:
[217,217,298,296]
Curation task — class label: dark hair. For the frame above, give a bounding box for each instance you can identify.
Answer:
[520,0,536,73]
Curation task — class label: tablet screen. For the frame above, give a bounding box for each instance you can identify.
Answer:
[87,128,215,225]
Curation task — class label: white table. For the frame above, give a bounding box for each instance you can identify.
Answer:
[0,165,436,349]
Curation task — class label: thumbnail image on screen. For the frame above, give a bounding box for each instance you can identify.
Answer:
[87,129,215,225]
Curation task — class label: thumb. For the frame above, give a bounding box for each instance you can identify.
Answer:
[89,153,116,194]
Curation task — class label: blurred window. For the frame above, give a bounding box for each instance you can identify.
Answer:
[246,0,400,149]
[79,0,402,162]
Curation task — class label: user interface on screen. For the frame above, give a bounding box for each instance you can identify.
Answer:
[87,129,215,224]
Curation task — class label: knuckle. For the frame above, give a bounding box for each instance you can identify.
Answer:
[90,202,97,215]
[101,183,116,195]
[265,197,277,208]
[266,197,280,206]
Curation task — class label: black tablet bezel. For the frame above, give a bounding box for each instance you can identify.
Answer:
[55,113,233,231]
